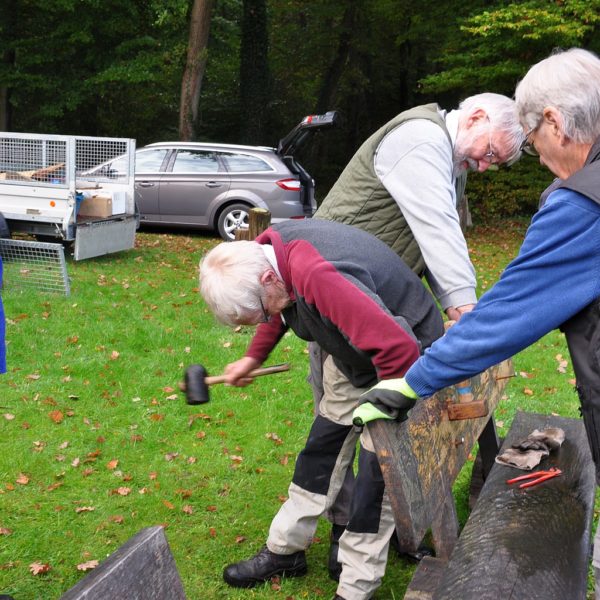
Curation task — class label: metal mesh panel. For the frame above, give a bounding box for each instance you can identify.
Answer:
[0,239,70,295]
[0,135,67,186]
[76,138,131,185]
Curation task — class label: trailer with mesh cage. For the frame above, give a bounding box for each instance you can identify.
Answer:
[0,132,137,260]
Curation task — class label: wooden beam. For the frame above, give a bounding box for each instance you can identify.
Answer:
[369,359,513,557]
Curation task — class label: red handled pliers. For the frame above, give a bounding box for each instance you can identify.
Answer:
[506,467,562,489]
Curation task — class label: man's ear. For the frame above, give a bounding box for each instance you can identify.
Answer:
[260,269,278,286]
[542,107,566,143]
[465,107,487,129]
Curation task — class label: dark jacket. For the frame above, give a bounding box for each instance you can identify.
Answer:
[245,219,444,388]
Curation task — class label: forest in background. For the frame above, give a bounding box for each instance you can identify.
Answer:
[1,0,599,215]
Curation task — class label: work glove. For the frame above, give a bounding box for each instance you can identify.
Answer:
[511,427,565,453]
[352,378,418,427]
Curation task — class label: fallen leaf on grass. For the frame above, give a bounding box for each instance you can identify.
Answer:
[209,527,217,538]
[106,459,119,470]
[75,506,95,513]
[26,374,41,381]
[110,351,120,360]
[0,527,12,535]
[235,535,246,544]
[76,560,99,571]
[16,473,29,485]
[48,410,64,424]
[182,505,194,515]
[266,432,283,445]
[3,414,14,421]
[109,515,124,524]
[112,487,131,496]
[29,562,51,575]
[163,500,175,510]
[165,452,179,462]
[523,388,534,396]
[206,505,217,512]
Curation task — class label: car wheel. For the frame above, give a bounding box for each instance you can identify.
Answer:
[217,203,251,241]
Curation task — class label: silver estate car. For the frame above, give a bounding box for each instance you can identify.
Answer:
[88,112,338,241]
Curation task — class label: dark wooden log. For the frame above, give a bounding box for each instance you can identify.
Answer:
[433,411,595,600]
[59,526,187,600]
[369,359,512,558]
[403,556,447,600]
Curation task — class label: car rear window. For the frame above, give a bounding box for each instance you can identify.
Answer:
[220,152,274,173]
[172,150,220,173]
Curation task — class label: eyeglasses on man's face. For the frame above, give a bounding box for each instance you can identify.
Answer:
[258,296,271,323]
[483,118,498,164]
[519,119,543,157]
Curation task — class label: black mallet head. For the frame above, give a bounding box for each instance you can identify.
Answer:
[185,364,210,405]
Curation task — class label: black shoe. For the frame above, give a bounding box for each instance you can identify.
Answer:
[328,524,345,582]
[223,545,307,588]
[390,531,434,562]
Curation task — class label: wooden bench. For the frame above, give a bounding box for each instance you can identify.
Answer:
[400,411,596,600]
[59,526,187,600]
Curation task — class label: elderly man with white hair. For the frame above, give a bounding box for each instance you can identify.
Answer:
[199,218,444,600]
[313,92,524,574]
[352,47,600,595]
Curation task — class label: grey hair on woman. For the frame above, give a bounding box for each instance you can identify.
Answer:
[459,92,524,161]
[515,48,600,144]
[199,240,269,326]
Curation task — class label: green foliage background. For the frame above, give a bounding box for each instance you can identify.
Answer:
[1,0,600,219]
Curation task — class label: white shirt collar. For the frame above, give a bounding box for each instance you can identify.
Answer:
[444,109,460,149]
[262,244,282,279]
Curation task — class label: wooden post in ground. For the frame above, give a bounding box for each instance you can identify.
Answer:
[234,208,271,240]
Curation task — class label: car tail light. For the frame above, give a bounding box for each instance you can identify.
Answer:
[276,178,302,191]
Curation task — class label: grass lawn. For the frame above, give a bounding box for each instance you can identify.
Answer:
[0,219,592,599]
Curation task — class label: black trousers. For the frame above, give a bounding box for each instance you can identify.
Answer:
[562,297,600,483]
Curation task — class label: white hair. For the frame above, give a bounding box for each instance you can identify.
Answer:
[515,48,600,143]
[460,92,524,162]
[199,241,269,326]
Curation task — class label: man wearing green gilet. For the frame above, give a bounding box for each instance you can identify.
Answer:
[311,93,525,583]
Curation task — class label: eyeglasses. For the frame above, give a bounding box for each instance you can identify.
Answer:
[258,296,271,323]
[519,125,540,157]
[483,117,499,165]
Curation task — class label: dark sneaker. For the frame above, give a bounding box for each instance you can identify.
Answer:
[328,524,346,582]
[390,531,434,562]
[223,545,307,588]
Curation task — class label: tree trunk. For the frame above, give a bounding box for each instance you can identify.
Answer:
[314,1,359,114]
[240,0,270,144]
[179,0,214,141]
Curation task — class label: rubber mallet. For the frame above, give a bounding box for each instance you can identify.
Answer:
[184,363,290,405]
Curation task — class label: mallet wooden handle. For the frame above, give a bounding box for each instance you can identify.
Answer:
[205,363,290,385]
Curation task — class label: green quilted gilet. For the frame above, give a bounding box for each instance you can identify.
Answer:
[315,104,465,275]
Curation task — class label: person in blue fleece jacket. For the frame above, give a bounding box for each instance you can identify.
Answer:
[352,46,600,593]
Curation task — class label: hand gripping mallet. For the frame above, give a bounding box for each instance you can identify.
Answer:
[184,363,290,405]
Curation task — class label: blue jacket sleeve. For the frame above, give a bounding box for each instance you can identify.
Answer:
[406,190,600,397]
